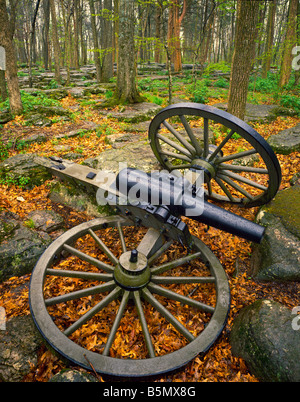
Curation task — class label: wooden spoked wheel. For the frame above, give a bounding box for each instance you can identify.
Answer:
[149,103,281,207]
[29,216,230,378]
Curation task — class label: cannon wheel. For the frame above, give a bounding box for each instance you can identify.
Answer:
[29,215,230,378]
[149,103,281,207]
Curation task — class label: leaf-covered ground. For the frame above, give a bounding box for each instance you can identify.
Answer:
[0,83,300,382]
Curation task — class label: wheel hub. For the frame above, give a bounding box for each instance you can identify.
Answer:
[191,158,216,180]
[114,249,151,290]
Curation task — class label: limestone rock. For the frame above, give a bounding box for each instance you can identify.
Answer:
[267,123,300,154]
[84,139,160,173]
[26,210,64,233]
[99,102,162,123]
[251,185,300,282]
[0,154,52,189]
[49,369,98,382]
[0,211,52,282]
[0,316,43,382]
[230,299,300,382]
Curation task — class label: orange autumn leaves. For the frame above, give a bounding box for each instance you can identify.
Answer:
[0,102,300,381]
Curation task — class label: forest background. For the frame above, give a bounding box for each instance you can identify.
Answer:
[0,0,299,120]
[0,0,299,383]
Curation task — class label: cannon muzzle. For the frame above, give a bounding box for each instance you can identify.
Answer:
[116,168,265,244]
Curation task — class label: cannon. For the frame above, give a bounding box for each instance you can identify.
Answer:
[29,103,281,378]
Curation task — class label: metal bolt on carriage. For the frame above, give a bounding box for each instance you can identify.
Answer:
[29,103,281,378]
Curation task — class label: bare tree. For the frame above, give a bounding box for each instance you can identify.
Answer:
[227,0,261,120]
[113,0,144,104]
[28,0,41,88]
[0,0,22,114]
[49,0,61,84]
[89,0,101,83]
[279,0,298,87]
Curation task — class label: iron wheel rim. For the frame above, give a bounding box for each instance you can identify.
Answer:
[29,216,230,378]
[149,103,281,207]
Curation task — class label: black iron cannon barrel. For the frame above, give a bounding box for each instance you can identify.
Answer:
[180,196,265,244]
[116,168,265,244]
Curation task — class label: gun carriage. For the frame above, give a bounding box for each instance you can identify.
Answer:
[29,103,281,378]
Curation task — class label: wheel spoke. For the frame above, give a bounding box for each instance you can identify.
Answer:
[46,268,113,282]
[157,133,194,158]
[217,174,254,200]
[151,275,215,285]
[151,251,202,275]
[102,290,130,356]
[163,120,196,155]
[63,286,122,337]
[179,115,203,155]
[218,163,268,174]
[148,282,215,314]
[142,288,195,342]
[169,163,192,171]
[88,229,119,265]
[214,177,236,202]
[63,244,115,273]
[160,150,192,163]
[147,240,173,266]
[117,222,127,253]
[207,180,213,196]
[208,129,235,161]
[133,291,156,358]
[220,170,268,191]
[203,118,209,158]
[45,281,116,306]
[217,148,257,164]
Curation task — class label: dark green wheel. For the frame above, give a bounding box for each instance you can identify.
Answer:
[29,215,230,378]
[149,103,281,207]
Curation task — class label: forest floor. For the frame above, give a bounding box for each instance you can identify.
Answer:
[0,69,300,382]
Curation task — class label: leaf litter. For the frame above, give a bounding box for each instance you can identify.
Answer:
[0,95,299,382]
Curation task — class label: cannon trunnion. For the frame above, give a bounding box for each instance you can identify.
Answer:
[29,103,281,378]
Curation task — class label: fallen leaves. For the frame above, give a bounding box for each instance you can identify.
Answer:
[0,96,299,383]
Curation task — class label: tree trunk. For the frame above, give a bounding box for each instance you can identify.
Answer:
[167,0,187,73]
[154,5,162,63]
[79,0,87,65]
[73,0,80,70]
[89,0,101,83]
[0,70,8,102]
[0,0,22,114]
[60,0,72,85]
[227,0,261,120]
[28,0,41,88]
[42,0,50,70]
[262,0,276,78]
[279,0,298,87]
[49,0,61,84]
[113,0,144,104]
[101,0,113,82]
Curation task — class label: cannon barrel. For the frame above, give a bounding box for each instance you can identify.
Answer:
[116,168,265,244]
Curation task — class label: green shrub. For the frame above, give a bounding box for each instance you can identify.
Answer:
[278,94,300,115]
[248,73,278,93]
[214,78,229,88]
[47,79,59,89]
[204,61,231,76]
[0,90,61,114]
[0,140,9,161]
[187,81,209,104]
